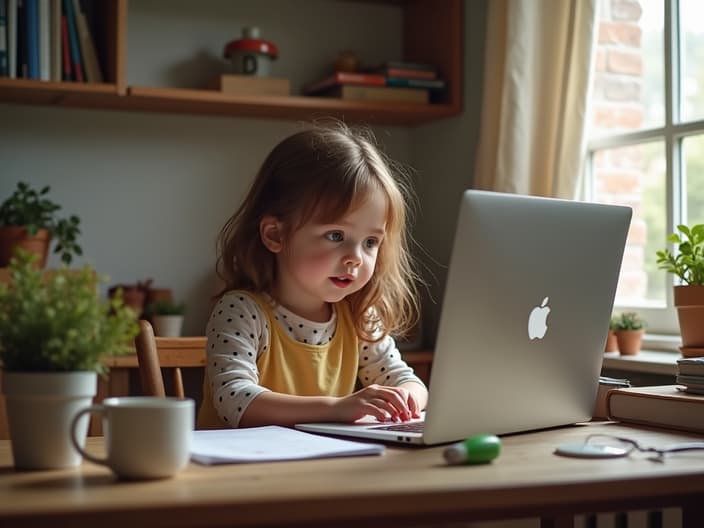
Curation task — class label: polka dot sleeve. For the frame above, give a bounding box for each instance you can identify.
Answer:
[357,334,425,388]
[205,292,271,427]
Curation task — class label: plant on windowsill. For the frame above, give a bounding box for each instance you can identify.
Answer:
[144,298,187,337]
[612,311,646,356]
[605,315,619,353]
[655,223,704,357]
[0,181,83,268]
[0,249,139,470]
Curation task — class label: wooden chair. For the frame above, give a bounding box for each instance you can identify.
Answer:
[134,319,185,398]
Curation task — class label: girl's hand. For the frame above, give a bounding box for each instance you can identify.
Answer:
[333,384,417,423]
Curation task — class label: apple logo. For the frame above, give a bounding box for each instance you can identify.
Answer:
[528,296,551,340]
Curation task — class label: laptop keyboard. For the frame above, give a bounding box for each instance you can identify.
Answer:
[370,421,424,433]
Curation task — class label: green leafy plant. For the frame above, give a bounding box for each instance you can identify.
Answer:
[655,224,704,285]
[612,311,646,331]
[144,298,186,316]
[0,182,83,265]
[0,249,139,373]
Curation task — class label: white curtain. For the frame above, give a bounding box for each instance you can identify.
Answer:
[473,0,598,199]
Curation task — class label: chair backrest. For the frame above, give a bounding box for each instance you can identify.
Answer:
[134,319,184,398]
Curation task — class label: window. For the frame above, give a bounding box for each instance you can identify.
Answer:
[585,0,704,339]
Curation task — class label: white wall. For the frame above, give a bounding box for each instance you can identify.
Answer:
[0,106,409,335]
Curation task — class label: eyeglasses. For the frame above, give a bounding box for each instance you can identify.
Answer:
[555,434,704,461]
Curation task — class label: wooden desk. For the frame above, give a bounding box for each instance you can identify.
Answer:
[1,422,703,528]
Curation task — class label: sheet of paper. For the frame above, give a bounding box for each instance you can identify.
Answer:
[190,425,385,464]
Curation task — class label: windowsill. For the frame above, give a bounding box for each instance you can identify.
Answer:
[602,349,679,376]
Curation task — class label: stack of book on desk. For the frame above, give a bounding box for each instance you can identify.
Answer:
[302,61,445,104]
[676,356,704,394]
[606,384,704,434]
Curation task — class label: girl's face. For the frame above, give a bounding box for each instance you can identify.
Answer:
[270,187,388,321]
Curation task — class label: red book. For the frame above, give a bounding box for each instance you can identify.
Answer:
[303,71,386,95]
[384,67,437,80]
[60,14,72,80]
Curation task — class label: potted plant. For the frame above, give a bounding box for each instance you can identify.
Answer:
[612,311,646,356]
[605,315,619,353]
[0,181,82,267]
[0,249,139,469]
[145,298,187,337]
[655,223,704,356]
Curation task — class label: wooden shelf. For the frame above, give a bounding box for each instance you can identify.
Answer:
[0,0,462,126]
[125,86,459,125]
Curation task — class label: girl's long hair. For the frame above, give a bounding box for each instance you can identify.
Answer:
[216,121,420,341]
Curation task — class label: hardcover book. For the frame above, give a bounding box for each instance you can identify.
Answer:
[303,71,386,95]
[321,84,429,104]
[677,357,704,376]
[606,385,704,434]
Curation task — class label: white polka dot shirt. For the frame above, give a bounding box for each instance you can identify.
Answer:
[206,291,424,427]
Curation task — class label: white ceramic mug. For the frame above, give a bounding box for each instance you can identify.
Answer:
[70,396,195,479]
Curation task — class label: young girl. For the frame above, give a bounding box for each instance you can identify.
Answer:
[197,122,428,429]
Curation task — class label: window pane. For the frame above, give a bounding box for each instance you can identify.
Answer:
[590,0,664,136]
[593,142,666,306]
[680,0,704,122]
[684,135,704,225]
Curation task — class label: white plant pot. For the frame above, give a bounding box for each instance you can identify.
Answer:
[2,371,97,469]
[152,315,184,337]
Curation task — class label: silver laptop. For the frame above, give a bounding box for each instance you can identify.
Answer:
[296,190,632,445]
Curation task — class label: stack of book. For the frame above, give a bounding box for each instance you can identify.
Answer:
[676,356,704,394]
[302,60,445,104]
[0,0,102,83]
[606,384,704,434]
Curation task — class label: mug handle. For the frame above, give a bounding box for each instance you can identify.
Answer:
[70,405,109,467]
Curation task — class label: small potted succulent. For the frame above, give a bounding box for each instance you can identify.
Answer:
[656,223,704,355]
[0,249,139,469]
[145,298,187,337]
[0,182,82,267]
[612,311,646,356]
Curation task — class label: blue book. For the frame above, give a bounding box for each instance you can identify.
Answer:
[62,0,82,81]
[385,77,446,90]
[24,0,38,78]
[0,0,8,76]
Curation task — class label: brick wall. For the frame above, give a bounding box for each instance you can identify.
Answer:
[591,0,646,301]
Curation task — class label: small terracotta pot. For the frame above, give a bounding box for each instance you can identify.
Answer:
[604,330,618,353]
[616,329,644,356]
[674,285,704,348]
[0,226,51,268]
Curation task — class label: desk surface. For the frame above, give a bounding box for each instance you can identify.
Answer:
[1,422,703,528]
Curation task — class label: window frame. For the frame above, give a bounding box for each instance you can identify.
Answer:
[584,0,704,345]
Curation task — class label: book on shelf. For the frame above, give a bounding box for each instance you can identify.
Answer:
[303,71,386,95]
[25,0,38,79]
[60,6,71,80]
[17,0,27,77]
[606,384,704,434]
[7,0,17,77]
[382,67,437,80]
[320,84,429,104]
[0,0,8,76]
[62,0,83,82]
[371,61,438,80]
[386,76,445,90]
[677,356,704,376]
[38,0,49,80]
[72,0,101,82]
[50,0,60,80]
[212,74,290,96]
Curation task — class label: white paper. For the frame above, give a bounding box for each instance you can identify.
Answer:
[190,425,384,464]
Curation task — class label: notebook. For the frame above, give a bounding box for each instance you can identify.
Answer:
[296,190,632,445]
